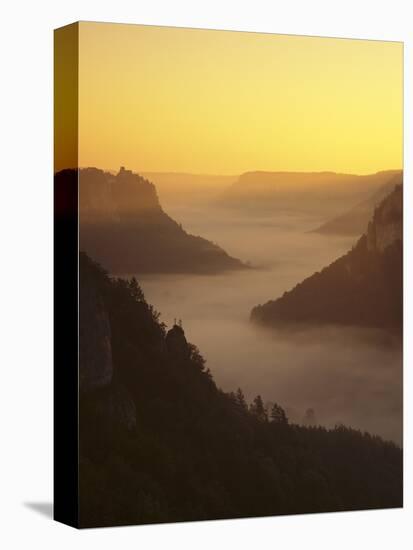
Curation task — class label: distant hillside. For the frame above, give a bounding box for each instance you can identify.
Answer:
[313,172,403,236]
[141,172,236,206]
[251,185,402,331]
[60,167,246,274]
[220,170,402,216]
[79,252,402,527]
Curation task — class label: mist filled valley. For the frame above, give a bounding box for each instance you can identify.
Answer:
[73,165,403,445]
[72,164,403,527]
[131,183,402,444]
[53,25,405,527]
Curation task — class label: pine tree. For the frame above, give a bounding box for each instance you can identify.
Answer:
[128,277,145,302]
[270,403,288,425]
[235,388,248,411]
[250,395,268,422]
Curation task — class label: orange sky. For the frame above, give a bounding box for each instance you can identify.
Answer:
[72,22,403,175]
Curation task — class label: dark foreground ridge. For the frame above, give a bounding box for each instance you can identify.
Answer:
[251,185,402,331]
[79,252,402,528]
[57,167,246,274]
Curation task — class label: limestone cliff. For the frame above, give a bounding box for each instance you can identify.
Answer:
[366,185,402,253]
[73,167,246,274]
[79,253,136,431]
[166,324,190,361]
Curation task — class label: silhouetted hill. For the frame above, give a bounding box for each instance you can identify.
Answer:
[313,172,403,236]
[79,252,402,528]
[220,170,401,216]
[251,186,402,331]
[60,167,246,274]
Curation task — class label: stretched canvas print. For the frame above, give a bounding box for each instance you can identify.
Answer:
[54,22,403,528]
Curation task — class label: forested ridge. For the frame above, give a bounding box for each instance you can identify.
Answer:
[251,185,402,331]
[71,167,246,274]
[79,253,402,528]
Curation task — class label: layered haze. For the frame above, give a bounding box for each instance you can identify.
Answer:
[72,24,402,445]
[66,23,404,526]
[132,193,402,444]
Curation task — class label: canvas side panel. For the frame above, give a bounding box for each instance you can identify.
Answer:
[53,22,79,528]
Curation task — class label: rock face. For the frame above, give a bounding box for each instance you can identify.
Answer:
[79,263,113,393]
[79,253,136,431]
[366,184,402,253]
[166,324,190,360]
[251,186,403,331]
[73,167,246,274]
[313,172,402,236]
[79,166,161,222]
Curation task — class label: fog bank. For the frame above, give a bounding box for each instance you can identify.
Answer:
[135,205,402,443]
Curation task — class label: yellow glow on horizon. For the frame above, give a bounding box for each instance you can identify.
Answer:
[77,22,403,175]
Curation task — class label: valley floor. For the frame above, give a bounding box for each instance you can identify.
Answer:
[136,205,402,443]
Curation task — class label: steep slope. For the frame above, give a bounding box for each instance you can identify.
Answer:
[220,170,401,216]
[69,166,246,274]
[313,172,403,236]
[79,252,402,528]
[251,185,402,331]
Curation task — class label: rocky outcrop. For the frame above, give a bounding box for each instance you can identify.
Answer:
[366,185,402,253]
[166,324,190,360]
[79,253,136,431]
[72,167,247,274]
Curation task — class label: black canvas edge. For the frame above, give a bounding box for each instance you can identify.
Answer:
[53,22,80,529]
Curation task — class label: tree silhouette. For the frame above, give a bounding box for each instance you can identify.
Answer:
[78,252,403,528]
[250,395,268,422]
[235,388,248,411]
[128,276,145,302]
[270,402,288,424]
